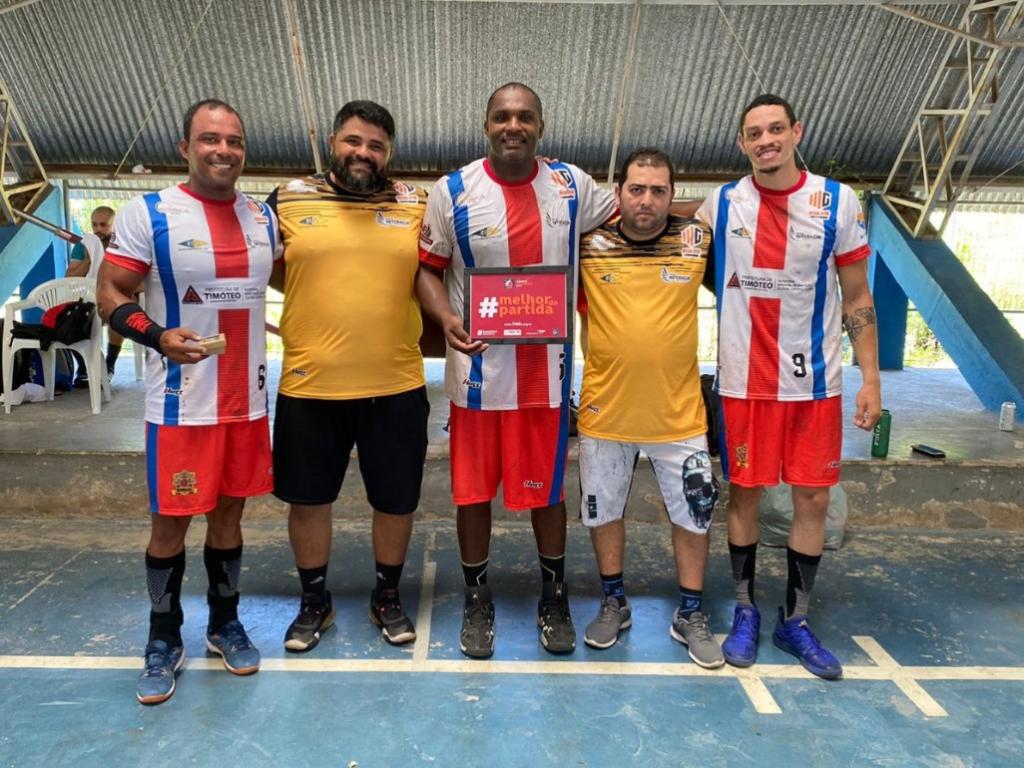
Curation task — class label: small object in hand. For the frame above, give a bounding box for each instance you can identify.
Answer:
[911,443,945,459]
[198,333,226,355]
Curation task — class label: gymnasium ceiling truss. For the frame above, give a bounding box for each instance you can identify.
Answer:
[881,0,1024,238]
[0,76,49,227]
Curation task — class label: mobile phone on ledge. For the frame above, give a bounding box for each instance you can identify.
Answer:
[911,444,946,459]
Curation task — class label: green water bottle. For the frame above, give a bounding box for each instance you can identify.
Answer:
[871,409,891,458]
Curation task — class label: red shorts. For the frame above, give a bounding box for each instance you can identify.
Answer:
[449,403,568,511]
[720,396,842,488]
[146,416,273,516]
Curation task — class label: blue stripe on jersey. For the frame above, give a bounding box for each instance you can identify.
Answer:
[144,193,182,425]
[811,179,841,399]
[145,421,159,513]
[713,182,738,320]
[547,162,580,505]
[447,171,484,408]
[260,200,276,253]
[447,172,475,269]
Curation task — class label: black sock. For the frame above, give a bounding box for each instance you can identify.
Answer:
[204,544,242,632]
[539,553,565,584]
[728,541,758,607]
[785,547,822,619]
[298,564,328,600]
[599,572,626,605]
[106,343,122,374]
[462,558,488,586]
[146,549,186,646]
[375,561,404,593]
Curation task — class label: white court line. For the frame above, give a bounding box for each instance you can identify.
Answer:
[734,669,782,715]
[6,550,84,611]
[3,638,1022,717]
[853,635,949,717]
[412,530,437,662]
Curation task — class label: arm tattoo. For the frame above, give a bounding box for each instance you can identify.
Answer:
[843,307,876,342]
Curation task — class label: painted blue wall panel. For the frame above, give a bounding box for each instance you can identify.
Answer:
[869,195,1024,417]
[0,184,65,306]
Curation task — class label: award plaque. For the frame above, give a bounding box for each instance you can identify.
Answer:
[463,265,572,344]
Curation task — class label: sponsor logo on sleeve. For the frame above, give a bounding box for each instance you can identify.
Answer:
[178,239,209,250]
[419,223,433,246]
[298,215,327,227]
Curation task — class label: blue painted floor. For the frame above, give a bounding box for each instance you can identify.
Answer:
[1,519,1022,766]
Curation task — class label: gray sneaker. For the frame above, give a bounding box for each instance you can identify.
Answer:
[670,609,725,669]
[584,596,632,649]
[460,584,495,659]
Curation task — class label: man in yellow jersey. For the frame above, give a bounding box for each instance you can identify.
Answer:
[576,148,723,668]
[268,100,429,651]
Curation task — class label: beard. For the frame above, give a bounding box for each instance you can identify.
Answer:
[330,153,388,193]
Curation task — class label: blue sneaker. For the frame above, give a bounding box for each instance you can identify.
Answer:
[722,604,760,667]
[206,619,261,675]
[136,639,185,705]
[772,608,843,679]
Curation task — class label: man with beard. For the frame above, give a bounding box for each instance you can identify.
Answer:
[268,100,429,652]
[575,148,722,668]
[67,206,123,383]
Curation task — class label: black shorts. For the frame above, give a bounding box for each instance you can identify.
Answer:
[272,387,429,513]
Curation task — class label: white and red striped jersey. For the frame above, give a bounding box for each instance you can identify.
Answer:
[105,184,281,425]
[698,172,870,401]
[419,158,615,410]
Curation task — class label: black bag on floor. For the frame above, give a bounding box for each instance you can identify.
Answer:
[0,319,37,394]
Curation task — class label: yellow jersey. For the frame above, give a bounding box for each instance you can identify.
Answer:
[271,175,427,399]
[578,215,711,442]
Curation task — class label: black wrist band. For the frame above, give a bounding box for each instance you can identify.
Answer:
[108,302,166,351]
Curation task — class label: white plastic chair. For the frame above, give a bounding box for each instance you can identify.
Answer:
[2,277,111,414]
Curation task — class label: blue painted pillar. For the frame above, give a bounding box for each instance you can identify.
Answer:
[868,247,908,370]
[867,193,1024,418]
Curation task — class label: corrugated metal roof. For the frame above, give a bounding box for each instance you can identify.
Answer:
[0,0,1021,183]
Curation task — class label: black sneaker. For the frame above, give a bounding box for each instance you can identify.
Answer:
[284,591,335,653]
[460,584,495,659]
[369,588,416,645]
[537,581,576,654]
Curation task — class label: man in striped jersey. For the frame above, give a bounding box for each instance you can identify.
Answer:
[698,94,881,679]
[98,99,279,704]
[417,83,616,658]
